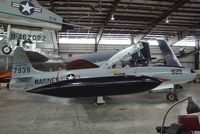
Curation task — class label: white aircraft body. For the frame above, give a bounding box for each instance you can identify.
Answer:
[9,40,196,101]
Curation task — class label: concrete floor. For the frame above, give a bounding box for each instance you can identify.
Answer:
[0,83,200,134]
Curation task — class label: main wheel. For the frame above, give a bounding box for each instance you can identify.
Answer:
[166,92,178,101]
[2,45,12,55]
[6,83,9,89]
[174,84,183,89]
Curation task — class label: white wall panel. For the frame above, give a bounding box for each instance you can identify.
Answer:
[59,43,94,54]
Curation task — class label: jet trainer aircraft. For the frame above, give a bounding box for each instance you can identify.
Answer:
[9,43,162,99]
[9,40,196,101]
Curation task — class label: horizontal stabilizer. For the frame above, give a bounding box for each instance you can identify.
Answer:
[26,51,49,62]
[67,59,99,70]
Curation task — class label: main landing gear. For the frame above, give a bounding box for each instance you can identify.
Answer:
[166,89,178,101]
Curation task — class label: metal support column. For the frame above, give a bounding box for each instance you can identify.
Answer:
[95,38,98,52]
[195,40,199,70]
[5,25,11,71]
[131,35,134,45]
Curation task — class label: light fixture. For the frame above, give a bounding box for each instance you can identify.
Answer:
[111,15,115,21]
[160,96,200,134]
[187,97,200,114]
[165,17,169,23]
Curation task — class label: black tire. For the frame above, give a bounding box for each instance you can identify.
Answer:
[174,84,183,89]
[6,83,9,89]
[166,92,178,101]
[2,45,12,55]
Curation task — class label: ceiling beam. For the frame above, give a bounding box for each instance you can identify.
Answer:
[49,0,55,11]
[95,0,121,52]
[142,0,189,36]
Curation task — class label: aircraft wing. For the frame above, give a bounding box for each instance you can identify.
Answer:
[0,0,73,31]
[151,81,174,91]
[105,42,143,68]
[0,71,11,83]
[63,50,118,63]
[176,47,200,58]
[159,46,198,59]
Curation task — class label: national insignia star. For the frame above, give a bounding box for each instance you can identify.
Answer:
[67,74,75,80]
[21,2,34,14]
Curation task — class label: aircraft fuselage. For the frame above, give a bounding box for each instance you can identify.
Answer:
[9,66,196,90]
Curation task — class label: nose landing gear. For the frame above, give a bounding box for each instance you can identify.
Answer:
[166,89,178,101]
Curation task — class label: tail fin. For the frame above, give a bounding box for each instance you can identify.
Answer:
[140,41,151,60]
[157,40,182,67]
[12,47,39,78]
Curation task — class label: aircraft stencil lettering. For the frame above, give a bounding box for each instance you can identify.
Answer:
[10,33,46,41]
[171,69,183,75]
[35,77,59,85]
[13,67,30,74]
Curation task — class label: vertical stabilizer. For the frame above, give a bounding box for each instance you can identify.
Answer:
[12,47,39,78]
[157,40,182,67]
[140,41,151,60]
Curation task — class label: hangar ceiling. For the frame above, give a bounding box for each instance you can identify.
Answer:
[38,0,200,40]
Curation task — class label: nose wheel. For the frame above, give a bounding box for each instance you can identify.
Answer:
[166,89,178,101]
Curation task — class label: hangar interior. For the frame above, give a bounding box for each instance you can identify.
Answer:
[1,0,200,134]
[37,0,200,69]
